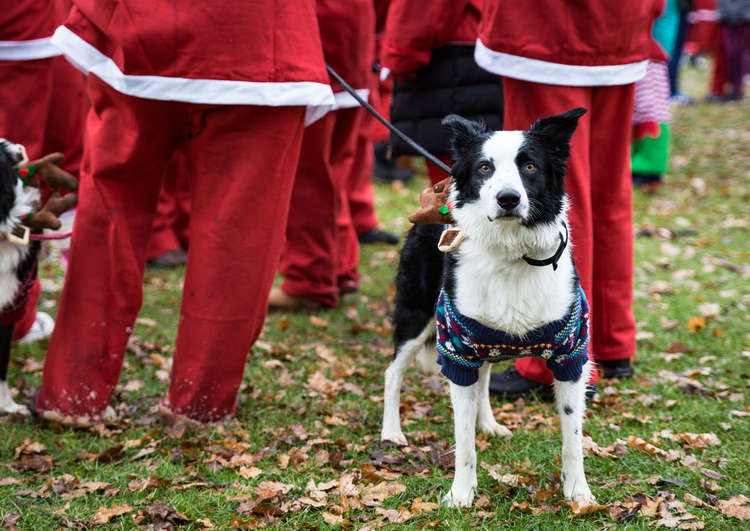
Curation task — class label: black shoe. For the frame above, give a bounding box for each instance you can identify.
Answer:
[373,142,413,182]
[489,366,549,400]
[147,247,188,268]
[600,358,634,379]
[723,92,743,102]
[358,228,399,245]
[488,366,598,403]
[632,173,662,186]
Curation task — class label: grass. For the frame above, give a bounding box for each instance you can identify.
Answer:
[1,65,748,530]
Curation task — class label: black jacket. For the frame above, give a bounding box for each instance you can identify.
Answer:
[389,44,503,158]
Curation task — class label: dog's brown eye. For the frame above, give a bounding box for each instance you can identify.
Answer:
[524,162,537,173]
[479,163,491,174]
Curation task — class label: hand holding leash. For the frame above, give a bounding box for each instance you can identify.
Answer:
[408,177,454,225]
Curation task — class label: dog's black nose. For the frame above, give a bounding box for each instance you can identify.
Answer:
[496,189,520,210]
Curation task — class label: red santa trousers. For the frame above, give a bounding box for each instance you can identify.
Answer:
[279,108,361,307]
[349,110,380,236]
[36,75,306,422]
[0,56,85,178]
[503,79,636,385]
[147,152,191,259]
[10,279,41,341]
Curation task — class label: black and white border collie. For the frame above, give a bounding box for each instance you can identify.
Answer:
[381,109,596,507]
[0,139,39,415]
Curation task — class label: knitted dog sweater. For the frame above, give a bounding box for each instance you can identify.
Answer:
[436,287,590,386]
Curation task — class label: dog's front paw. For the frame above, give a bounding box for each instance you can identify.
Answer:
[0,401,30,416]
[380,427,408,446]
[569,489,596,505]
[478,420,512,439]
[563,479,595,504]
[442,486,475,508]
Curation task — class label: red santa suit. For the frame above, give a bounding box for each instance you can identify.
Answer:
[685,0,729,97]
[278,0,375,307]
[476,1,663,385]
[35,0,333,423]
[368,0,394,146]
[146,153,191,260]
[348,96,380,237]
[347,0,392,237]
[0,0,87,340]
[0,0,85,178]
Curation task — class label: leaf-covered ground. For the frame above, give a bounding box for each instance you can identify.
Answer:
[1,67,748,530]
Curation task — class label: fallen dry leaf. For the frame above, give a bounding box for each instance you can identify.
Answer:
[568,501,608,517]
[687,316,706,332]
[361,482,407,506]
[2,514,21,531]
[309,315,328,328]
[700,467,725,481]
[375,506,412,523]
[322,512,346,525]
[20,454,52,472]
[626,436,668,457]
[91,503,134,524]
[678,433,721,449]
[146,501,192,527]
[481,462,520,486]
[255,481,294,501]
[237,466,263,480]
[411,498,439,514]
[361,463,402,482]
[97,444,124,463]
[698,303,720,319]
[718,496,750,520]
[14,438,46,458]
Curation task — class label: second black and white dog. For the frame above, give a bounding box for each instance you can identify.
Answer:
[0,139,40,416]
[381,108,596,507]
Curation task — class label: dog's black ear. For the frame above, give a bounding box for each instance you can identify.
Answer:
[442,114,488,157]
[0,147,18,225]
[442,115,488,183]
[528,107,587,152]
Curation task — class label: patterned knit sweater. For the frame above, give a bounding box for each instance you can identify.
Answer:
[436,287,590,386]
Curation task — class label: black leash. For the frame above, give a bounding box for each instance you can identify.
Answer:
[325,64,452,175]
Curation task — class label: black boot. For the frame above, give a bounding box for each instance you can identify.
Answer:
[489,366,598,402]
[147,247,188,268]
[358,228,399,245]
[600,358,634,379]
[489,366,549,400]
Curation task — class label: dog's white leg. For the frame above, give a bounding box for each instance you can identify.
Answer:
[381,324,433,445]
[476,364,512,438]
[443,381,478,507]
[0,380,29,415]
[554,361,595,503]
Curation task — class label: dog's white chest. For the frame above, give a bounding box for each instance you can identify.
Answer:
[452,243,573,336]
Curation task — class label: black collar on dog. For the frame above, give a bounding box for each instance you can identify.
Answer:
[522,222,568,271]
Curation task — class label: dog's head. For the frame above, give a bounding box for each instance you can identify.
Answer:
[443,108,586,240]
[0,140,23,226]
